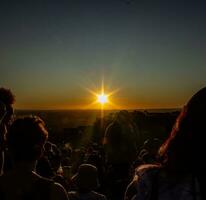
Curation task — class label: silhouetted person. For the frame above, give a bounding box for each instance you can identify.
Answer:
[0,87,15,175]
[68,164,107,200]
[103,111,139,200]
[125,87,206,200]
[0,116,68,200]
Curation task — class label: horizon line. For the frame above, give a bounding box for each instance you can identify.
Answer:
[15,107,181,111]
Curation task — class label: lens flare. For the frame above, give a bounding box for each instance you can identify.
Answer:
[83,78,120,110]
[97,93,108,104]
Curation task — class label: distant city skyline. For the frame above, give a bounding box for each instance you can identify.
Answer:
[1,1,206,110]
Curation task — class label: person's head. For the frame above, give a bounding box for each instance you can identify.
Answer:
[159,87,206,172]
[44,141,53,153]
[0,87,15,126]
[45,142,61,172]
[104,121,122,145]
[72,164,99,192]
[6,116,48,162]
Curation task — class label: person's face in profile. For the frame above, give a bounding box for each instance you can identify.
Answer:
[0,101,6,123]
[4,104,14,127]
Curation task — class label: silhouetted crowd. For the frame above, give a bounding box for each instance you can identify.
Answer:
[1,86,206,200]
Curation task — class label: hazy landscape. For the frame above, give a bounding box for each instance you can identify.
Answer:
[15,109,180,148]
[15,108,179,128]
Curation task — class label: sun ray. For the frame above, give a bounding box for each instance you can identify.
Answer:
[83,77,121,109]
[85,87,99,96]
[107,88,120,97]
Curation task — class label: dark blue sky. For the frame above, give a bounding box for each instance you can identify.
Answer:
[1,0,206,109]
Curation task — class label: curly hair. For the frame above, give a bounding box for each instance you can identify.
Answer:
[7,116,48,161]
[0,87,15,105]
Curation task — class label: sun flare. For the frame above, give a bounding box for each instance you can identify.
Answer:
[97,93,108,104]
[84,79,120,109]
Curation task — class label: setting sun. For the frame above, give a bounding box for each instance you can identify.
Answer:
[97,93,108,104]
[84,79,120,109]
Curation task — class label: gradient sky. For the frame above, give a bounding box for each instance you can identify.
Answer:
[1,0,206,109]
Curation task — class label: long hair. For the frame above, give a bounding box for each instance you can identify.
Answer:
[159,87,206,173]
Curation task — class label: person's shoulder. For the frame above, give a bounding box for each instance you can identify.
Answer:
[127,164,161,200]
[135,163,161,177]
[68,190,77,196]
[133,164,162,188]
[50,181,69,200]
[37,175,68,200]
[90,191,107,200]
[68,191,79,200]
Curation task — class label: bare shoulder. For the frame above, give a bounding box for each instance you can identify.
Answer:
[134,164,162,188]
[50,182,69,200]
[124,164,161,200]
[135,164,161,176]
